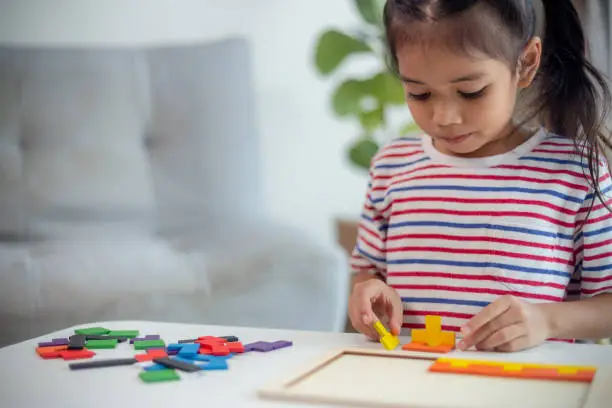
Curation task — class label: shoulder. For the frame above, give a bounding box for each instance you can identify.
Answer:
[537,131,612,189]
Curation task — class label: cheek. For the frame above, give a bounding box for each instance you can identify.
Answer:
[405,102,430,127]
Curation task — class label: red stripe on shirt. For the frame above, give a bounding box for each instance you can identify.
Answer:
[390,284,564,302]
[373,164,451,181]
[496,164,586,179]
[387,233,573,254]
[404,310,475,320]
[386,246,571,265]
[382,197,577,216]
[388,271,567,290]
[382,173,588,192]
[390,208,575,228]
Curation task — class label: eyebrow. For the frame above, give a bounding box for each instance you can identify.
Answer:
[400,72,487,84]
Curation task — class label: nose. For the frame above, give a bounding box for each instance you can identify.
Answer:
[432,100,462,127]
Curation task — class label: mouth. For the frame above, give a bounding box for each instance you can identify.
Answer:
[438,133,474,145]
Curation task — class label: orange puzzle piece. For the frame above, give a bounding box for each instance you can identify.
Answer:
[428,358,597,383]
[402,315,455,353]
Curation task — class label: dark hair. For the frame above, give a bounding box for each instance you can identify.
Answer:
[383,0,612,211]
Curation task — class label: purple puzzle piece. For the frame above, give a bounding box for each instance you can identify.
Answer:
[243,341,270,352]
[129,335,161,344]
[244,340,293,352]
[269,340,293,350]
[38,338,70,347]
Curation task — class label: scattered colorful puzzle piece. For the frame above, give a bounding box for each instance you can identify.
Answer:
[38,338,70,347]
[85,339,118,349]
[429,357,597,383]
[74,327,110,336]
[59,349,96,360]
[403,315,455,353]
[130,335,161,344]
[35,327,292,385]
[107,330,139,339]
[133,339,166,350]
[139,369,180,383]
[243,340,293,352]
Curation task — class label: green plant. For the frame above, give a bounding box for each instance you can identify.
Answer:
[313,0,420,170]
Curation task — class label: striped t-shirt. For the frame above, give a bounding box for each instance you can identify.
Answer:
[351,128,612,336]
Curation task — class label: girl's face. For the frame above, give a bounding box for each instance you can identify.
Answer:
[396,42,539,157]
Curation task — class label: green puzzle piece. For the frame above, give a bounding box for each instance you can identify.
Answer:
[107,330,139,338]
[139,369,180,383]
[134,339,165,350]
[74,327,111,336]
[85,339,118,349]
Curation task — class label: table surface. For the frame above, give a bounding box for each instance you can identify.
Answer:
[3,320,612,408]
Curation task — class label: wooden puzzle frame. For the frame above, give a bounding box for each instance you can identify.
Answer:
[258,348,612,408]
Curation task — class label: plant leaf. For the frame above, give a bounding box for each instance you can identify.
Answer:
[349,138,379,170]
[332,79,367,117]
[368,72,405,105]
[359,107,385,134]
[314,30,372,75]
[354,0,386,27]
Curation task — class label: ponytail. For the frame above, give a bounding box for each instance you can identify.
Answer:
[539,0,612,206]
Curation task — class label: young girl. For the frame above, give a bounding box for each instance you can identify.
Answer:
[349,0,612,352]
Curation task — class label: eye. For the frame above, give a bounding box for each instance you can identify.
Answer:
[407,92,431,101]
[458,87,488,100]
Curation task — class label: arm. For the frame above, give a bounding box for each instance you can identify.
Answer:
[349,169,389,284]
[544,163,612,340]
[541,294,612,340]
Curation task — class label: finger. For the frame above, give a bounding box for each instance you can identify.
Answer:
[356,281,385,325]
[348,307,379,340]
[494,336,530,353]
[474,323,525,351]
[459,308,521,351]
[462,296,514,336]
[348,291,380,340]
[460,296,514,349]
[386,297,404,336]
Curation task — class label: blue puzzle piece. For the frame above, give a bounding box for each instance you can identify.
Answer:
[167,343,183,352]
[177,343,200,357]
[185,354,213,362]
[143,363,167,372]
[171,356,199,365]
[202,359,229,371]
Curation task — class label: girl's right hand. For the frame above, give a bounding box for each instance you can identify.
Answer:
[348,278,404,340]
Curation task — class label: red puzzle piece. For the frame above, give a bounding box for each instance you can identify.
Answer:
[226,342,244,353]
[59,349,96,360]
[36,345,68,359]
[134,348,168,362]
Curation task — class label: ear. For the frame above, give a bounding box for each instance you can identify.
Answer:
[517,37,542,89]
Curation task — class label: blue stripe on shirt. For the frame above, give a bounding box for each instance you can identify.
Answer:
[519,156,588,169]
[385,221,573,241]
[374,156,430,170]
[378,185,582,204]
[402,297,490,307]
[387,258,570,278]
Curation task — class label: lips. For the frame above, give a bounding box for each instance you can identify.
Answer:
[439,133,473,144]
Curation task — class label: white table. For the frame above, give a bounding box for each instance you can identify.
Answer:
[3,320,612,408]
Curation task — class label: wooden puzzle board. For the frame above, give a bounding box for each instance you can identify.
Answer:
[259,348,612,408]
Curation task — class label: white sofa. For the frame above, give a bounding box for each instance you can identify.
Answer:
[0,38,349,347]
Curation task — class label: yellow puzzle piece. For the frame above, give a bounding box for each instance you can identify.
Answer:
[373,320,400,350]
[402,315,456,353]
[410,316,455,347]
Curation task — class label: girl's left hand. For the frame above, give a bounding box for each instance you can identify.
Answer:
[458,295,552,352]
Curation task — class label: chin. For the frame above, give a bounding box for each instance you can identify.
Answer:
[444,143,482,156]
